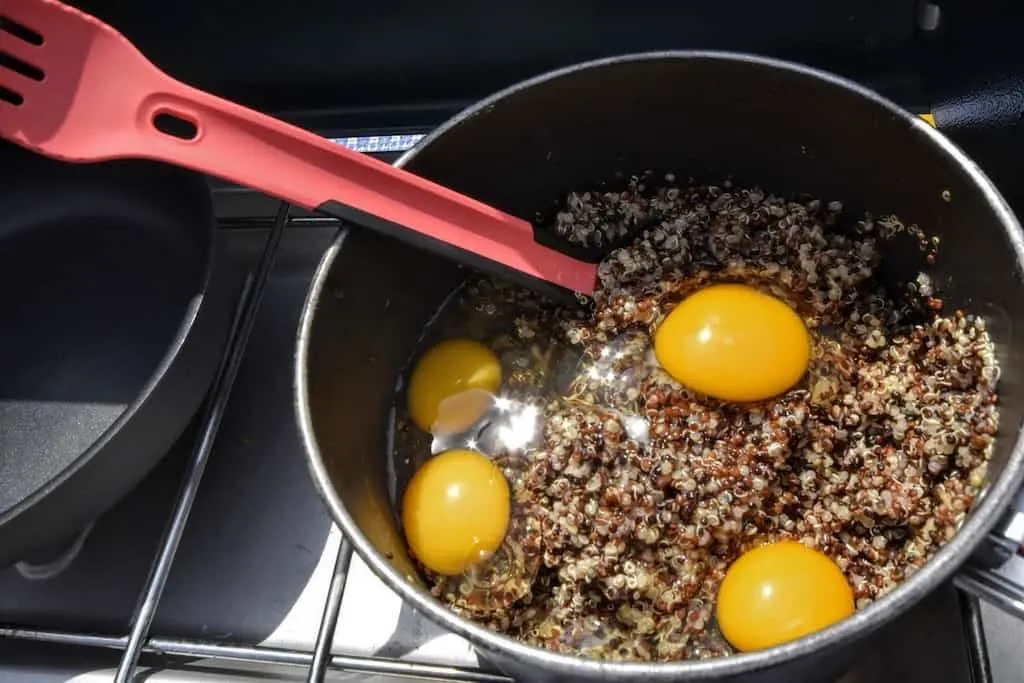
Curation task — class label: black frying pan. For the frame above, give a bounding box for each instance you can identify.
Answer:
[0,140,233,566]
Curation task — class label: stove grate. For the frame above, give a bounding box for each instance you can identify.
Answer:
[0,200,1003,683]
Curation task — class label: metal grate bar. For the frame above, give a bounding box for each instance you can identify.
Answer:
[956,565,1024,622]
[0,627,510,682]
[959,591,994,683]
[114,203,293,682]
[219,215,342,229]
[307,539,354,682]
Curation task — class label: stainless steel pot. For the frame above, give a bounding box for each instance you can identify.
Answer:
[295,52,1024,681]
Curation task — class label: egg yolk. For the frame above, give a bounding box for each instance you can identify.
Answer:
[716,541,855,652]
[402,449,510,575]
[407,339,502,434]
[654,284,811,402]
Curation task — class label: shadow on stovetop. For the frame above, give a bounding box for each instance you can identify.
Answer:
[370,599,455,661]
[834,583,979,683]
[0,226,339,649]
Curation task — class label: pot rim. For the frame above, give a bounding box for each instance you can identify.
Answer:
[296,49,1024,678]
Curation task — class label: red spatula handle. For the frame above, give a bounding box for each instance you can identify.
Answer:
[127,79,595,294]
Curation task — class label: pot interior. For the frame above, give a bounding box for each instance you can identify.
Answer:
[303,54,1024,645]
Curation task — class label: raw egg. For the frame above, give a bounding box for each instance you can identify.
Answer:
[654,284,811,402]
[407,339,502,434]
[716,541,854,652]
[402,448,510,576]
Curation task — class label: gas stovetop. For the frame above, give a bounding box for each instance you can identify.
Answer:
[0,129,1019,683]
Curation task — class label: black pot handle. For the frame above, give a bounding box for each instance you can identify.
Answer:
[954,489,1024,619]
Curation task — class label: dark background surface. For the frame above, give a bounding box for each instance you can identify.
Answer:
[71,0,924,111]
[65,0,1024,206]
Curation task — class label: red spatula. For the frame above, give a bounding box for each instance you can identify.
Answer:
[0,1,598,296]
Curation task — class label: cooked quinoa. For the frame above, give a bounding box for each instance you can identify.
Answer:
[399,174,1000,661]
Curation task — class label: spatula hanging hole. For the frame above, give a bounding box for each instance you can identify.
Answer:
[0,17,43,46]
[0,85,23,106]
[153,112,198,141]
[0,51,44,81]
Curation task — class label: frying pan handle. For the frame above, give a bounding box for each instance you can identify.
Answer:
[954,491,1024,620]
